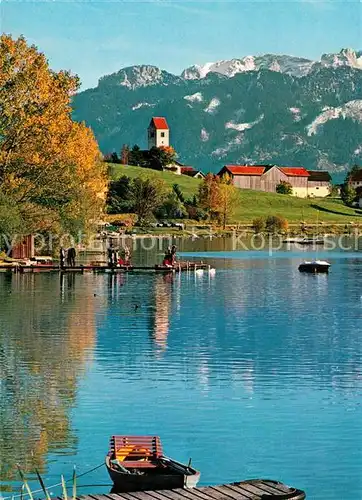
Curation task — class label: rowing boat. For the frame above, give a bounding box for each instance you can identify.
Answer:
[106,435,200,492]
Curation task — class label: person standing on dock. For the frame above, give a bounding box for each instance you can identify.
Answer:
[68,247,76,267]
[107,245,114,267]
[59,247,66,269]
[113,248,119,267]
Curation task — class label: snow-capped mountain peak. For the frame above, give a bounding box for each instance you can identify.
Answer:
[320,48,362,70]
[181,50,362,81]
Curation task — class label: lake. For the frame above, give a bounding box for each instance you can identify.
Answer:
[1,237,362,500]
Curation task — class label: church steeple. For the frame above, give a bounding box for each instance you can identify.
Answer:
[148,117,169,149]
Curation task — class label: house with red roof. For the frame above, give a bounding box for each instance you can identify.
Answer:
[218,164,331,198]
[148,117,169,149]
[180,166,205,179]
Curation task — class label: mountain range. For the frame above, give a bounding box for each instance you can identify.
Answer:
[72,49,362,175]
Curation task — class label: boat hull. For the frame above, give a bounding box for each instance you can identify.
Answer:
[298,263,330,273]
[106,456,200,492]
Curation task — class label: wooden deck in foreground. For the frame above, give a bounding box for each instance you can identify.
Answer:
[78,480,306,500]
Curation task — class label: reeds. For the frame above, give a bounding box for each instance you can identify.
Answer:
[16,464,77,500]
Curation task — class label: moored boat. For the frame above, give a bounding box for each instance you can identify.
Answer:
[283,236,325,245]
[106,435,200,492]
[298,237,325,245]
[298,260,330,273]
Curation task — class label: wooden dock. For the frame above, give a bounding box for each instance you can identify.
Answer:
[0,263,209,274]
[79,480,306,500]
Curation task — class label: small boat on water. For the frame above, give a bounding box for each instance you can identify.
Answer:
[283,237,325,245]
[298,237,325,245]
[298,260,331,273]
[106,435,200,492]
[283,237,306,244]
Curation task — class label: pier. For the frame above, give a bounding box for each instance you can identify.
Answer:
[0,263,209,274]
[79,480,306,500]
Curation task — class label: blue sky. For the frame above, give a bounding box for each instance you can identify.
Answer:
[2,0,361,89]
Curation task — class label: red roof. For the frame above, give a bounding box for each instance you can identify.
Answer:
[150,117,169,130]
[221,165,310,177]
[279,167,309,177]
[224,165,266,176]
[180,166,195,173]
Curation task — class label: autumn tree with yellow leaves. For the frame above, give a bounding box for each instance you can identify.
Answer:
[0,34,106,237]
[198,173,239,228]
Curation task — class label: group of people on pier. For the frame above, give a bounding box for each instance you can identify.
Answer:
[59,247,77,268]
[59,243,178,269]
[107,245,131,267]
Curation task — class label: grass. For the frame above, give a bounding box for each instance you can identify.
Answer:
[108,164,362,225]
[233,191,362,223]
[109,164,202,199]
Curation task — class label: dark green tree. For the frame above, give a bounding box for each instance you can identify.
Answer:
[341,183,357,207]
[106,176,132,214]
[157,192,187,219]
[276,181,293,195]
[128,145,145,167]
[129,176,167,223]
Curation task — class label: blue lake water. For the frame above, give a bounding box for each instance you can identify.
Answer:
[1,243,362,499]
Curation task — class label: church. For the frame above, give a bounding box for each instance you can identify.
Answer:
[147,117,170,149]
[147,117,205,178]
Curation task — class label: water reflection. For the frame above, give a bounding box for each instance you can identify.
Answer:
[1,248,362,499]
[0,273,98,485]
[151,274,174,355]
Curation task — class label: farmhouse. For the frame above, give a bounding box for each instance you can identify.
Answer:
[180,167,205,179]
[349,168,362,190]
[307,170,332,197]
[218,165,331,198]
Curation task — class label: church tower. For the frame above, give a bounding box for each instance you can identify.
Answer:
[148,117,169,149]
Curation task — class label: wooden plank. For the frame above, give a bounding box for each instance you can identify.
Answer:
[140,490,180,500]
[211,486,255,500]
[148,490,187,500]
[249,481,291,495]
[231,480,291,496]
[223,483,271,498]
[104,494,148,500]
[103,494,134,500]
[209,486,255,500]
[170,487,219,500]
[123,493,161,500]
[119,493,159,500]
[225,484,276,498]
[199,487,247,500]
[88,495,115,500]
[109,493,146,500]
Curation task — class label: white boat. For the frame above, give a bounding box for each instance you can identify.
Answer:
[298,260,331,273]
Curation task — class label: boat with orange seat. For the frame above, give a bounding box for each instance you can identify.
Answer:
[105,435,200,492]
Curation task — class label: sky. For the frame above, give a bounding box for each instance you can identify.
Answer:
[1,0,361,89]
